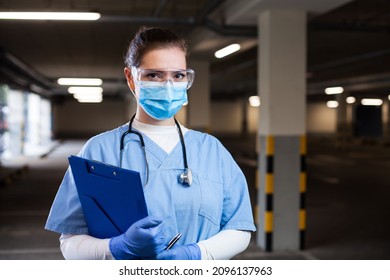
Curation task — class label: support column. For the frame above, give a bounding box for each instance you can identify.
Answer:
[242,97,248,137]
[187,60,210,131]
[336,94,348,149]
[256,10,307,251]
[383,100,390,144]
[346,96,354,143]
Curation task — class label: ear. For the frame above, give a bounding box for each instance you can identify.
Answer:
[124,67,135,92]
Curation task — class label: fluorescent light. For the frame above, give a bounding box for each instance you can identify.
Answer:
[0,12,101,21]
[68,86,103,103]
[248,96,260,107]
[58,78,102,86]
[327,100,339,108]
[215,44,241,58]
[346,96,356,104]
[68,87,103,95]
[73,92,102,99]
[77,97,103,103]
[73,91,103,103]
[361,98,383,106]
[325,87,344,95]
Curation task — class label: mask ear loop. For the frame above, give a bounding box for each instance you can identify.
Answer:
[128,67,138,97]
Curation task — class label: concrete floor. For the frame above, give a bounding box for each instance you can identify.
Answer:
[1,135,389,260]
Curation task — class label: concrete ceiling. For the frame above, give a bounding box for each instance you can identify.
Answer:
[0,0,389,102]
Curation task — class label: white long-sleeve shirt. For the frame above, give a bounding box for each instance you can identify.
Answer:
[60,230,251,260]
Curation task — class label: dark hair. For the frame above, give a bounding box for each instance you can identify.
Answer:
[124,26,188,68]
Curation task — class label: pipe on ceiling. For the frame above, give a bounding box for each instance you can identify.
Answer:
[0,48,53,96]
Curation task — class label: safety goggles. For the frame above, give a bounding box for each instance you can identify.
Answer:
[132,67,195,89]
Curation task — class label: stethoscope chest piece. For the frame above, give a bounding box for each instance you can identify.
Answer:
[179,168,192,186]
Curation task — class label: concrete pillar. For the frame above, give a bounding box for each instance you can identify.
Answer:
[336,94,348,149]
[256,10,307,251]
[187,60,210,132]
[346,96,354,142]
[242,98,248,137]
[383,99,390,144]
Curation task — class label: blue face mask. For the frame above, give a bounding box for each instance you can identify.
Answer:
[138,81,188,120]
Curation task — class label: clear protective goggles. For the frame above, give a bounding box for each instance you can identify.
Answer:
[132,67,195,89]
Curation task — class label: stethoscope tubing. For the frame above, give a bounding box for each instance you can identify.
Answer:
[119,114,190,187]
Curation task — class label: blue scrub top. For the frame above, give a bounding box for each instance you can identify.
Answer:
[45,123,256,245]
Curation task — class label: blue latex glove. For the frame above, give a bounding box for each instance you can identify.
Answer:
[109,216,166,260]
[156,243,201,260]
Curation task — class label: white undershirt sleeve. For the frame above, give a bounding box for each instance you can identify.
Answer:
[59,230,251,260]
[60,234,114,260]
[198,230,251,260]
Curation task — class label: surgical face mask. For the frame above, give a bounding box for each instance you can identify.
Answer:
[138,81,188,120]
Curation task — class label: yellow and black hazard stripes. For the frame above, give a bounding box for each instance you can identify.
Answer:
[257,134,307,251]
[299,135,307,250]
[264,135,274,252]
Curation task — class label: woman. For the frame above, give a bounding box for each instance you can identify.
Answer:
[45,26,256,260]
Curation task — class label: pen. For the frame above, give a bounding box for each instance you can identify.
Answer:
[165,233,182,250]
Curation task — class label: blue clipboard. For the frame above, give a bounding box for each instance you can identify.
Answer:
[68,155,148,239]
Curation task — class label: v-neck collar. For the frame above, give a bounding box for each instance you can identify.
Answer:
[128,126,194,170]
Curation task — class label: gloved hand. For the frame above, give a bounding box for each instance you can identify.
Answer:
[156,243,201,260]
[109,216,166,260]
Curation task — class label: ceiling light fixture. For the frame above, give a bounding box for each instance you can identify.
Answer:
[325,86,344,95]
[0,12,101,21]
[73,92,102,99]
[248,96,260,107]
[68,86,103,95]
[346,96,356,104]
[72,91,103,103]
[215,44,241,59]
[361,98,383,106]
[58,78,103,86]
[327,100,339,108]
[76,97,103,103]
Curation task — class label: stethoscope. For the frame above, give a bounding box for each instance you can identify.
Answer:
[119,114,192,187]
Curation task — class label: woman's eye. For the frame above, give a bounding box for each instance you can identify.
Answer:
[146,72,163,80]
[174,73,186,80]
